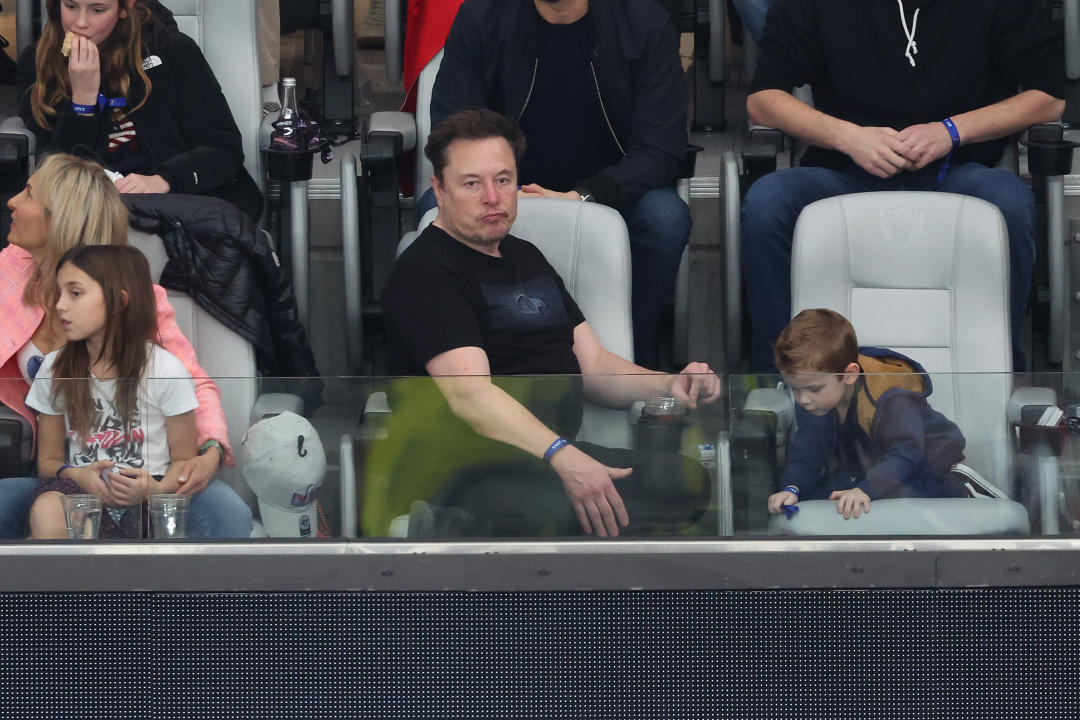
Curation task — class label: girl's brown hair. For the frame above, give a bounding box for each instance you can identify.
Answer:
[22,153,129,310]
[30,0,153,131]
[51,244,159,441]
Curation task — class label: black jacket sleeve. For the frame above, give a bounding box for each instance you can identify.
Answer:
[149,30,246,195]
[576,11,686,210]
[429,4,494,129]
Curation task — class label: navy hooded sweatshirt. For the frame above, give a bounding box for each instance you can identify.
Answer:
[780,347,967,500]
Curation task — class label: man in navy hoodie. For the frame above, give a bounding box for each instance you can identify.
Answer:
[767,309,967,520]
[741,0,1066,372]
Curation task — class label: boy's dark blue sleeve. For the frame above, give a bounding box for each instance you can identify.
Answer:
[779,406,831,495]
[857,394,927,500]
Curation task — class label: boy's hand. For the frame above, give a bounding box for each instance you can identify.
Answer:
[829,488,871,519]
[767,490,799,515]
[107,468,151,506]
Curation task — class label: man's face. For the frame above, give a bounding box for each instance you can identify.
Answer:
[431,137,518,252]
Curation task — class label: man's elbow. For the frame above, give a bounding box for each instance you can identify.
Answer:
[746,91,767,126]
[1043,97,1067,124]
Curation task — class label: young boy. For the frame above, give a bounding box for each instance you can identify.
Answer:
[767,309,968,520]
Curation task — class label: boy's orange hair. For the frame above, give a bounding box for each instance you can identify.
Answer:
[774,308,858,374]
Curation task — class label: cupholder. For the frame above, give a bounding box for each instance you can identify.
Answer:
[1028,139,1079,177]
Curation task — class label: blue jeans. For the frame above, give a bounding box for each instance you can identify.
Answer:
[417,187,691,365]
[732,0,777,44]
[740,162,1036,371]
[0,476,254,539]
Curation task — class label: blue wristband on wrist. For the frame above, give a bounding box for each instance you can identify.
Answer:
[71,101,95,115]
[937,117,961,182]
[782,484,800,498]
[543,438,570,463]
[56,463,73,480]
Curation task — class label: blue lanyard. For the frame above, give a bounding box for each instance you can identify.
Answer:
[937,117,961,182]
[98,93,126,110]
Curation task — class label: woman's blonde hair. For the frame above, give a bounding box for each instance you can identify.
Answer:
[30,0,152,131]
[23,153,129,309]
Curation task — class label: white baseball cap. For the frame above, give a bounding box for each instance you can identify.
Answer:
[242,412,326,538]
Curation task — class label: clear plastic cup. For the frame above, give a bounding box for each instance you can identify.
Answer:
[148,494,191,539]
[61,494,102,540]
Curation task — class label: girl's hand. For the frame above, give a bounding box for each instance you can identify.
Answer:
[71,459,116,501]
[67,34,101,107]
[173,449,220,495]
[114,174,171,194]
[108,467,151,506]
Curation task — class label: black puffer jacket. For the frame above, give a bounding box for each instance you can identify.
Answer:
[123,194,322,409]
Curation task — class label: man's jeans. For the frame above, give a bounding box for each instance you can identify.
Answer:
[417,187,691,365]
[732,0,777,44]
[741,162,1036,371]
[0,476,254,539]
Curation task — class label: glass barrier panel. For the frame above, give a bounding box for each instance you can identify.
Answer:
[6,372,1080,544]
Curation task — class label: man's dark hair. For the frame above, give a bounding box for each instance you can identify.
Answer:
[425,109,527,180]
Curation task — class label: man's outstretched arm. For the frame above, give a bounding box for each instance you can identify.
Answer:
[427,346,632,537]
[571,322,722,409]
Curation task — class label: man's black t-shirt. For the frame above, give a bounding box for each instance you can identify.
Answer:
[517,7,621,191]
[751,0,1065,170]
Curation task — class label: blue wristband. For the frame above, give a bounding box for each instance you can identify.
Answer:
[782,485,800,498]
[543,438,570,463]
[71,101,95,115]
[937,117,961,182]
[56,463,73,480]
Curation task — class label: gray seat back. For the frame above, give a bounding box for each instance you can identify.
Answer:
[414,50,443,201]
[408,198,635,446]
[160,0,264,192]
[791,191,1014,495]
[129,229,259,507]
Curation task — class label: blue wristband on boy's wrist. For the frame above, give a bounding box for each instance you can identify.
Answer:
[543,438,570,463]
[782,484,800,498]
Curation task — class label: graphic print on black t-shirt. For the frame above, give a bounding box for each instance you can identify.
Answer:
[481,276,571,332]
[72,397,145,468]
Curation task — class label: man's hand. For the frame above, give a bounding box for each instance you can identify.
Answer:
[828,487,871,519]
[115,174,171,194]
[67,34,101,107]
[839,126,916,178]
[897,121,955,171]
[518,183,582,201]
[108,467,151,506]
[173,450,220,495]
[549,445,631,537]
[669,362,722,410]
[768,490,799,515]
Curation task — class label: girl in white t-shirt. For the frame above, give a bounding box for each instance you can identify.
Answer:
[26,244,199,538]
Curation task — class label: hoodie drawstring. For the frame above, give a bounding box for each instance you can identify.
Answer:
[896,0,920,67]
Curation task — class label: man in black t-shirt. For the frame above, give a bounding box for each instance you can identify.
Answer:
[422,0,690,366]
[741,0,1066,371]
[374,110,721,539]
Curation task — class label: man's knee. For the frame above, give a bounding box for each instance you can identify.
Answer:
[189,479,253,538]
[624,188,691,255]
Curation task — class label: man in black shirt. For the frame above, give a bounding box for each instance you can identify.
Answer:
[375,110,721,538]
[424,0,690,366]
[741,0,1065,371]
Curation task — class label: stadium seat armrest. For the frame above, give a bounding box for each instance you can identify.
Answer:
[368,111,417,154]
[743,387,795,435]
[0,116,36,156]
[250,393,305,425]
[1007,387,1059,425]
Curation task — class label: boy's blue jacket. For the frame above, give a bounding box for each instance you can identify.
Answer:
[779,347,967,500]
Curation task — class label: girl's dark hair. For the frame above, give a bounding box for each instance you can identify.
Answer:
[51,245,160,441]
[425,109,526,181]
[31,0,153,131]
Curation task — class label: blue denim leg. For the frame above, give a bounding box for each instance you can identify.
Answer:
[732,0,779,44]
[741,166,890,370]
[0,476,37,539]
[416,187,438,221]
[186,478,254,539]
[622,187,692,365]
[930,163,1036,370]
